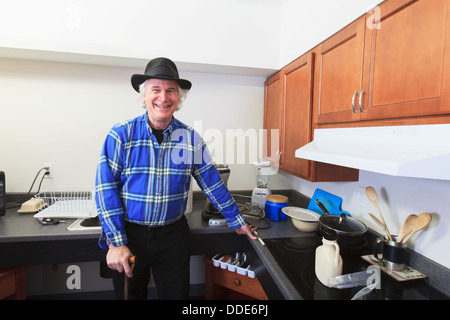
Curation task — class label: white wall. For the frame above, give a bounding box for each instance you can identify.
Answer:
[0,0,281,70]
[0,57,285,192]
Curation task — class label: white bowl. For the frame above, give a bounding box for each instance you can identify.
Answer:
[282,206,320,232]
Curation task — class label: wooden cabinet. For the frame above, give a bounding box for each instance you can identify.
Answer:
[264,53,359,181]
[280,52,314,179]
[315,0,450,125]
[314,19,366,124]
[263,71,283,161]
[264,0,450,181]
[0,267,26,300]
[264,53,315,180]
[204,258,268,300]
[362,0,450,120]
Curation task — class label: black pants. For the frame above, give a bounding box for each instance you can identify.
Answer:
[112,215,191,300]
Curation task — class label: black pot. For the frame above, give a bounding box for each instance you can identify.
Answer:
[319,212,368,255]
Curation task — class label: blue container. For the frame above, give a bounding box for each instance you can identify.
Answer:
[265,195,288,222]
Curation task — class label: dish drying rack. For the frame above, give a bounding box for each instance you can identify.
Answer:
[33,186,97,219]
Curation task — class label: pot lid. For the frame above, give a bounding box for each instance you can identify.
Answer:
[322,227,337,241]
[320,213,367,234]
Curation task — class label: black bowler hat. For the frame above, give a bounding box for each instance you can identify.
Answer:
[131,57,192,92]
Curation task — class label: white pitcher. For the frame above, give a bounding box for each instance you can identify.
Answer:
[315,237,343,287]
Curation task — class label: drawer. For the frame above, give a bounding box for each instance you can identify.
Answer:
[0,272,16,299]
[212,268,268,300]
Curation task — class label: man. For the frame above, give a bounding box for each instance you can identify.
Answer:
[95,57,256,299]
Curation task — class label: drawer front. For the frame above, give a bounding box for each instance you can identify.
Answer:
[0,273,16,299]
[212,269,268,300]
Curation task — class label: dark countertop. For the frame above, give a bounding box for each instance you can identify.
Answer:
[0,191,307,299]
[0,198,303,243]
[1,191,449,300]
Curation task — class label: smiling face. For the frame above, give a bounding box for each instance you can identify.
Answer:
[142,78,180,130]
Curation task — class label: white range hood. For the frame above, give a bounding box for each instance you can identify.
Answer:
[295,124,450,180]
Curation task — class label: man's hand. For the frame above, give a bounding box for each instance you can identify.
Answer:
[235,223,257,240]
[106,244,134,278]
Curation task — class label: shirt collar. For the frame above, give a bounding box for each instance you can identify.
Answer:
[145,111,175,136]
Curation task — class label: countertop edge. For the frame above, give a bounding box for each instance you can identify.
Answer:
[248,238,303,300]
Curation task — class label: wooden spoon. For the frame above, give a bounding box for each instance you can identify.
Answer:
[397,214,417,243]
[368,213,390,239]
[366,186,393,241]
[401,212,432,243]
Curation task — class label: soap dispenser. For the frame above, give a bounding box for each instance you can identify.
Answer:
[315,229,343,287]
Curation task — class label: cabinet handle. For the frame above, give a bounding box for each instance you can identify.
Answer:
[352,90,358,114]
[359,88,365,114]
[234,279,241,286]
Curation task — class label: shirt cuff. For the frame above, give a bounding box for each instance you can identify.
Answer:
[225,213,247,230]
[98,230,128,249]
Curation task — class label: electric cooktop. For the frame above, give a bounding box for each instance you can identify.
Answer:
[264,236,448,300]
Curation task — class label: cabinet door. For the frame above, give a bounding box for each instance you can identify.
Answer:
[361,0,450,119]
[263,72,283,160]
[280,53,314,179]
[315,19,366,124]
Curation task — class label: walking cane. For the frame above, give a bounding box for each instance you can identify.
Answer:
[124,256,136,300]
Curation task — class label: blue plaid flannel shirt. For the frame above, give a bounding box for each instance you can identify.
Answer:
[95,113,246,249]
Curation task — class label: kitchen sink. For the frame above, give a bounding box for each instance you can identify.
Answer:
[67,216,101,231]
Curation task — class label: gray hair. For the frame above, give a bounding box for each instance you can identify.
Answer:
[139,79,189,111]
